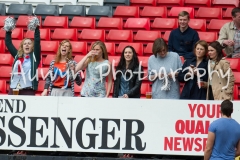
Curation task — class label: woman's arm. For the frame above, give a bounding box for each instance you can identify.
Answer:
[178,60,191,82]
[34,26,41,63]
[5,31,18,58]
[75,50,95,72]
[106,62,113,97]
[73,61,82,86]
[126,66,144,98]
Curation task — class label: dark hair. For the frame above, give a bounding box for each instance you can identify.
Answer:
[221,100,233,117]
[231,7,240,17]
[116,46,139,72]
[152,38,168,58]
[178,11,190,19]
[194,40,208,59]
[208,41,224,63]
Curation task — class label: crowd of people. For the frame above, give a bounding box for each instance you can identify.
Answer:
[1,5,240,160]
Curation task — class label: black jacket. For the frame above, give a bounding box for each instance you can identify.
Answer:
[113,66,144,98]
[178,58,208,100]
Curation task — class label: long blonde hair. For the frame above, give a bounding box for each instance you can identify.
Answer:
[17,38,34,57]
[55,40,73,63]
[91,41,108,60]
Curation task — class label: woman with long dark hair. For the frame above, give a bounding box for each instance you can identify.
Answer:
[113,46,143,98]
[207,41,235,100]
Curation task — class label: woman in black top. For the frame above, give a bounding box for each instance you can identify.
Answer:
[113,46,143,98]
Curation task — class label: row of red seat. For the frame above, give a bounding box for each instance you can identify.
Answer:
[0,15,232,31]
[130,0,238,8]
[0,31,217,55]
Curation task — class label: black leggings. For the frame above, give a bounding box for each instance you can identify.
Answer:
[208,85,214,100]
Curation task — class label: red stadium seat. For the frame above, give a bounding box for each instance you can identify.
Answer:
[107,30,133,42]
[188,19,206,31]
[79,29,105,42]
[108,56,120,67]
[233,84,239,100]
[74,83,83,96]
[51,28,77,41]
[25,28,50,40]
[0,40,4,53]
[37,80,45,92]
[180,56,185,64]
[134,30,161,43]
[195,7,222,20]
[212,0,239,8]
[0,16,10,28]
[0,54,14,65]
[168,7,194,18]
[42,16,68,29]
[157,0,184,7]
[0,28,23,40]
[0,80,7,94]
[138,56,148,68]
[5,40,21,52]
[16,15,42,28]
[69,17,95,30]
[198,32,218,42]
[0,66,12,79]
[71,41,87,55]
[41,41,59,55]
[223,8,233,19]
[207,19,231,32]
[113,6,139,19]
[184,0,211,7]
[144,43,153,55]
[130,0,157,6]
[74,55,84,63]
[38,67,49,80]
[140,6,167,19]
[117,42,143,56]
[97,17,123,30]
[124,18,150,30]
[226,58,240,72]
[141,82,150,95]
[233,72,240,87]
[43,54,55,66]
[151,18,178,31]
[163,31,171,42]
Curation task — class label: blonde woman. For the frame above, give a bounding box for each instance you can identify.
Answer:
[75,41,113,97]
[5,26,41,95]
[41,40,82,96]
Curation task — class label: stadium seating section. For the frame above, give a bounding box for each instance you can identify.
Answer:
[0,0,239,99]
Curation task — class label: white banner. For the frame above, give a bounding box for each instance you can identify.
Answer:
[0,96,239,155]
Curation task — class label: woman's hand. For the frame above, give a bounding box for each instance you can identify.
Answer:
[41,89,48,96]
[87,50,97,58]
[122,94,129,98]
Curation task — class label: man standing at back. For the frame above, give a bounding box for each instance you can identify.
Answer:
[168,11,199,60]
[218,7,240,58]
[204,100,240,160]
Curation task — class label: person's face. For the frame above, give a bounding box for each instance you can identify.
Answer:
[158,47,167,58]
[93,45,103,59]
[124,47,133,62]
[208,46,217,60]
[195,44,206,58]
[60,42,71,56]
[22,39,33,54]
[178,15,189,29]
[233,12,240,26]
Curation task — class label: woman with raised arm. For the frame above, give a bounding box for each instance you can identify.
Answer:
[113,46,143,98]
[41,40,82,97]
[207,41,235,100]
[75,41,113,97]
[5,17,41,95]
[178,40,208,100]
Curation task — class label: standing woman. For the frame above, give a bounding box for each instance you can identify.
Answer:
[41,40,82,97]
[113,46,143,98]
[207,41,235,100]
[75,41,113,97]
[5,17,41,95]
[148,38,182,99]
[178,40,208,100]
